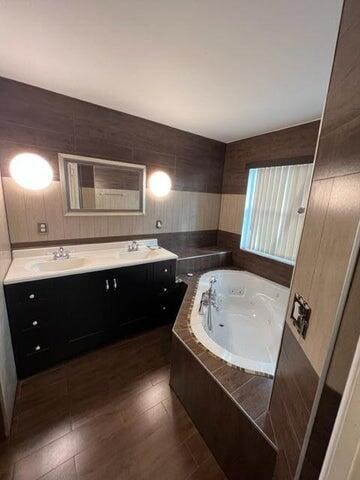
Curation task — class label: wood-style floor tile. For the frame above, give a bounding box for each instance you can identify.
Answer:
[7,325,227,480]
[186,431,212,466]
[38,458,77,480]
[187,456,227,480]
[117,380,172,422]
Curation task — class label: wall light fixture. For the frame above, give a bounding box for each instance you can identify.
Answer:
[10,153,53,190]
[149,170,172,197]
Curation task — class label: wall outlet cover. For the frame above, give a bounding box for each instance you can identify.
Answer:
[37,222,48,234]
[156,220,162,229]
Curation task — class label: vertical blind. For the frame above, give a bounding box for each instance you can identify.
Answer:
[241,163,313,264]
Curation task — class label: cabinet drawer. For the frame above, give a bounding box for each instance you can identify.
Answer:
[6,280,52,312]
[16,327,52,356]
[18,314,48,332]
[153,261,175,285]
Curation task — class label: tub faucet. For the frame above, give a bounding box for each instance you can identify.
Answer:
[199,291,210,314]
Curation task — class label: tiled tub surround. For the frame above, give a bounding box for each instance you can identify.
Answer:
[170,269,278,480]
[190,270,288,377]
[4,239,177,284]
[0,77,225,249]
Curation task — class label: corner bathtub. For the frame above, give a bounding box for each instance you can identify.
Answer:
[190,270,289,377]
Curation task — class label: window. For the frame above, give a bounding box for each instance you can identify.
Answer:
[240,163,312,264]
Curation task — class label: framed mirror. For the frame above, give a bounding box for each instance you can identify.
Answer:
[59,154,146,216]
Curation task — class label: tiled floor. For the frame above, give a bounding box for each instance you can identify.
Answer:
[0,325,226,480]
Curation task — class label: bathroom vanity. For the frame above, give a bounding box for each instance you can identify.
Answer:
[4,240,180,378]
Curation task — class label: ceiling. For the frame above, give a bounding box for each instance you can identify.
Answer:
[0,0,342,142]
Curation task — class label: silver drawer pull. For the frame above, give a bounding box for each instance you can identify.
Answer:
[105,279,110,291]
[32,320,38,326]
[164,268,168,273]
[113,278,117,290]
[162,306,166,311]
[29,293,35,299]
[35,345,41,351]
[163,287,168,292]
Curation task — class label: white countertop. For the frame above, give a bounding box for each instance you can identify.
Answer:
[4,239,178,285]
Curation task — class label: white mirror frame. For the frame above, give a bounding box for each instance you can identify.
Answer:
[59,153,146,216]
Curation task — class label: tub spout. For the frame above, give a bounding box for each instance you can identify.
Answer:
[199,291,209,315]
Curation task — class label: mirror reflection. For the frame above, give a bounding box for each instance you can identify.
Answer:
[59,154,146,215]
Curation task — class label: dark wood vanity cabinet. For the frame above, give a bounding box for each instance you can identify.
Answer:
[5,259,177,378]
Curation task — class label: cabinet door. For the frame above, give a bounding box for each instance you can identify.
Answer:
[59,271,110,357]
[108,263,151,334]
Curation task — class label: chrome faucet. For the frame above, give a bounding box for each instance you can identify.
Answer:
[198,276,219,331]
[52,247,70,260]
[128,240,139,252]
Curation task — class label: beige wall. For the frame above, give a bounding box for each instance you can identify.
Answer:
[3,177,221,245]
[218,194,246,235]
[0,173,16,436]
[286,173,360,375]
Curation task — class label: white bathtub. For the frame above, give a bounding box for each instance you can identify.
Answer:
[190,270,289,377]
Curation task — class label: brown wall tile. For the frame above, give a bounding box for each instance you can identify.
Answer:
[170,335,276,480]
[222,122,320,195]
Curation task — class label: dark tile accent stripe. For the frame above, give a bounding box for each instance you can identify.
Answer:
[176,251,232,274]
[234,249,293,287]
[217,230,293,287]
[312,0,360,181]
[222,122,319,195]
[0,77,225,193]
[269,323,319,478]
[11,230,218,250]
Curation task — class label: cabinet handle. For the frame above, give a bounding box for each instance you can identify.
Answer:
[29,293,35,300]
[163,287,168,292]
[164,268,168,273]
[113,278,117,290]
[35,345,41,351]
[105,279,110,292]
[32,320,38,326]
[162,306,167,311]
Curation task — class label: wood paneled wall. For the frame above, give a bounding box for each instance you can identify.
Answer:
[0,77,225,248]
[217,122,319,286]
[271,0,360,477]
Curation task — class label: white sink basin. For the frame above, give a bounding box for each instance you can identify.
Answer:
[33,257,89,273]
[117,248,161,261]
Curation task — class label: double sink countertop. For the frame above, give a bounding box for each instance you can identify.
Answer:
[4,239,178,285]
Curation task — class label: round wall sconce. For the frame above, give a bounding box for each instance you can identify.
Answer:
[149,170,172,197]
[10,153,53,190]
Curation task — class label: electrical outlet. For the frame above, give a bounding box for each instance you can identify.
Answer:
[156,220,162,229]
[37,222,48,234]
